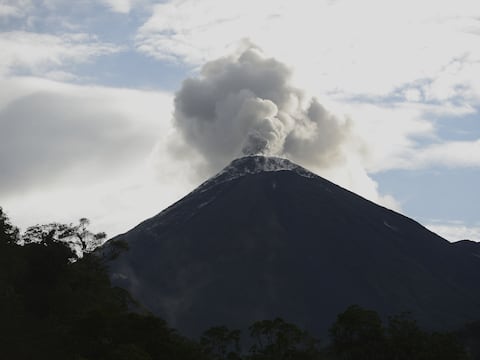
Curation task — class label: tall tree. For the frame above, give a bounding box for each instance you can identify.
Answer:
[248,318,321,360]
[0,207,19,244]
[329,305,386,360]
[201,326,242,360]
[22,218,106,259]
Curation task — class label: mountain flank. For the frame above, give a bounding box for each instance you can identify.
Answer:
[104,156,480,337]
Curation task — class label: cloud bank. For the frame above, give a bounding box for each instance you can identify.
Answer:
[0,31,120,77]
[137,0,480,104]
[0,77,171,196]
[0,76,189,237]
[173,46,352,174]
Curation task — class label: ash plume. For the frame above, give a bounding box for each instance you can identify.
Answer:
[173,46,352,173]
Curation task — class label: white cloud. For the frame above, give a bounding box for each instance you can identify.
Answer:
[136,0,480,101]
[101,0,134,14]
[422,55,480,104]
[0,4,21,18]
[0,1,31,19]
[409,140,480,169]
[340,103,434,172]
[43,70,79,82]
[403,88,422,102]
[362,135,480,172]
[0,77,169,195]
[0,76,187,237]
[0,31,120,76]
[323,99,480,173]
[426,223,480,242]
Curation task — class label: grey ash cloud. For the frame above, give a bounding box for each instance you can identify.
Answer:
[173,46,352,173]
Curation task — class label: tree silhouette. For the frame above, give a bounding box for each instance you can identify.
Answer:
[22,217,106,259]
[201,326,242,360]
[329,305,468,360]
[248,318,321,360]
[0,210,202,359]
[387,312,428,359]
[329,305,386,360]
[0,207,19,244]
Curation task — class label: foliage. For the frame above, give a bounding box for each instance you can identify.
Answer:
[248,318,322,360]
[458,320,480,359]
[0,210,202,360]
[0,208,474,359]
[201,326,242,360]
[328,306,469,360]
[0,207,19,244]
[329,304,386,360]
[22,217,106,259]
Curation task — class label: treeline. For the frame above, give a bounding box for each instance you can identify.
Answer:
[0,207,478,360]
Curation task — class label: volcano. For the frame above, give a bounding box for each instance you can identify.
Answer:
[104,156,480,337]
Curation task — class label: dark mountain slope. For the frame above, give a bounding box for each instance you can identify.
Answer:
[104,156,480,337]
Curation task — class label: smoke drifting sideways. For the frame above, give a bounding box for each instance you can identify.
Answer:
[172,46,353,176]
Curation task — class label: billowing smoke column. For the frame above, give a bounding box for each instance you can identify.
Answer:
[173,46,352,173]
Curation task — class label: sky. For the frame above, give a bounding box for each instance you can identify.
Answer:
[0,0,479,242]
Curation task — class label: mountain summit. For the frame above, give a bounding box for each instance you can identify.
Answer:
[105,156,480,336]
[203,155,316,181]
